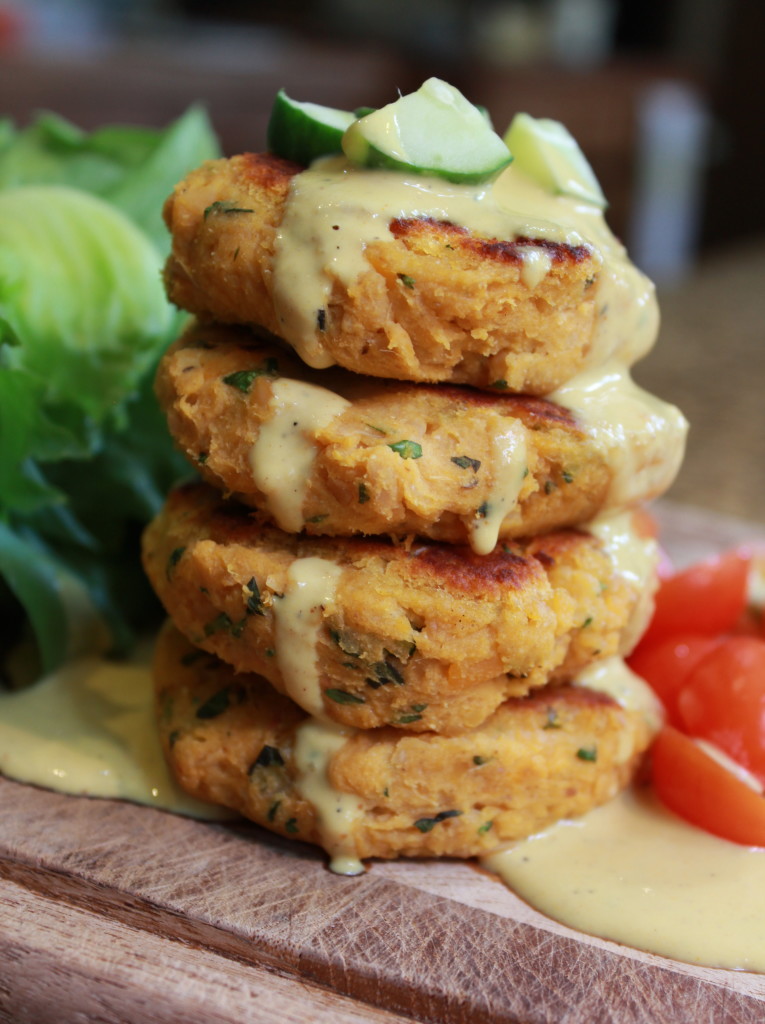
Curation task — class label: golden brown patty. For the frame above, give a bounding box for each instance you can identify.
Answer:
[155,621,659,861]
[162,153,604,393]
[157,321,685,549]
[141,482,657,733]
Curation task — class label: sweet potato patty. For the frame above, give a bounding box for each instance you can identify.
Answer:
[162,153,606,393]
[157,321,685,549]
[141,482,656,734]
[154,621,659,861]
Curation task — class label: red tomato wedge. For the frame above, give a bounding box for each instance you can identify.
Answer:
[639,548,751,648]
[628,634,721,726]
[676,636,765,786]
[651,726,765,847]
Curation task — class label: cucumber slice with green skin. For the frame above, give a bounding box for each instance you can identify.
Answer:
[341,78,513,185]
[267,89,356,165]
[503,112,607,208]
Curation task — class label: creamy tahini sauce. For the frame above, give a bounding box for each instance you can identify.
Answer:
[249,378,350,532]
[482,658,765,972]
[271,556,344,718]
[481,787,765,972]
[0,650,230,819]
[574,656,664,735]
[550,361,688,508]
[588,509,659,652]
[471,420,527,555]
[272,157,658,371]
[3,645,765,969]
[293,718,364,875]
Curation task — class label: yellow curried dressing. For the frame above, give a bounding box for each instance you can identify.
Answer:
[481,786,765,972]
[272,157,658,371]
[249,378,350,532]
[470,420,528,555]
[292,719,364,876]
[587,510,660,652]
[574,656,664,735]
[0,649,230,820]
[550,361,688,508]
[272,556,344,719]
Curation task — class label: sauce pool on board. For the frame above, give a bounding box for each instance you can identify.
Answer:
[0,646,231,820]
[1,645,764,972]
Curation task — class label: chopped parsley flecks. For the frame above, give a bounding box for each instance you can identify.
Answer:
[284,818,299,834]
[366,659,405,689]
[222,358,279,394]
[365,423,388,435]
[414,810,463,833]
[491,379,509,390]
[325,689,365,705]
[204,200,254,218]
[544,480,556,495]
[477,820,494,835]
[476,501,490,519]
[473,755,490,766]
[245,577,266,616]
[168,729,181,748]
[250,745,285,770]
[196,686,232,720]
[398,273,416,289]
[330,629,362,658]
[562,470,575,484]
[307,513,329,524]
[267,800,281,821]
[577,746,598,762]
[204,612,246,639]
[543,708,562,730]
[388,439,423,460]
[197,451,209,465]
[581,616,593,629]
[358,482,370,504]
[316,308,327,331]
[166,546,185,579]
[451,455,481,472]
[397,704,427,724]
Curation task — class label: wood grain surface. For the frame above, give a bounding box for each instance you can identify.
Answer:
[1,501,765,1024]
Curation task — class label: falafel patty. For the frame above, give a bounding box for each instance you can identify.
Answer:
[155,621,660,862]
[157,321,686,552]
[142,482,657,734]
[162,153,635,394]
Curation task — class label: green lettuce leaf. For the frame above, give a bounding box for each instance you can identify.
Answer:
[0,108,219,676]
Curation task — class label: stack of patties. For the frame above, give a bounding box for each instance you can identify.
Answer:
[142,81,687,873]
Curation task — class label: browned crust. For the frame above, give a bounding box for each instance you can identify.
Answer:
[155,621,657,860]
[155,322,621,546]
[162,153,604,393]
[142,482,652,734]
[389,217,592,266]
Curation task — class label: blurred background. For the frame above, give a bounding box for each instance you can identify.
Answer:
[2,0,764,526]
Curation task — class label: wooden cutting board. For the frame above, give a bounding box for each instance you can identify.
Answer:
[2,501,765,1024]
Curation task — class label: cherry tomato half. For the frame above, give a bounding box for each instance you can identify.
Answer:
[639,548,751,648]
[676,636,765,786]
[651,726,765,847]
[628,633,721,726]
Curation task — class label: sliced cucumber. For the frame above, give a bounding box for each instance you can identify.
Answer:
[503,112,607,208]
[341,78,512,185]
[267,89,356,165]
